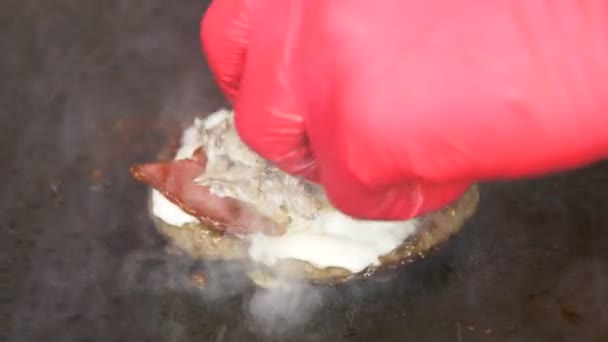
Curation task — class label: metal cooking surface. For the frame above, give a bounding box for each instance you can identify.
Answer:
[3,1,608,341]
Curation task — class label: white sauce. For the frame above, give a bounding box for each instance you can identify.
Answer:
[150,109,419,273]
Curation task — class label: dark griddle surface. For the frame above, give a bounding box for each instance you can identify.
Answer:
[3,1,608,341]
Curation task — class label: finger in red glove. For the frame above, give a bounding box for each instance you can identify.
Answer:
[202,0,320,182]
[200,0,250,102]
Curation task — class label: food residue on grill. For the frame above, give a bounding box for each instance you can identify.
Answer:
[88,168,109,192]
[89,169,105,183]
[190,273,206,288]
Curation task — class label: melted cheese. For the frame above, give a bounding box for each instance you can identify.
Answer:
[150,109,419,273]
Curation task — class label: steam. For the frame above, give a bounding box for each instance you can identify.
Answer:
[117,247,331,337]
[248,281,326,336]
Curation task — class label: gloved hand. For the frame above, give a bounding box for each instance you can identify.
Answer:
[200,0,608,220]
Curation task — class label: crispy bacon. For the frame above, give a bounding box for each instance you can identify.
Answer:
[190,146,207,165]
[130,149,286,236]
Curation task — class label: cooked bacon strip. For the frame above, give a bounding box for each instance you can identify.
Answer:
[190,146,207,166]
[130,151,286,236]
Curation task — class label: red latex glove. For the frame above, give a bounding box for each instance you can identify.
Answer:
[201,0,608,220]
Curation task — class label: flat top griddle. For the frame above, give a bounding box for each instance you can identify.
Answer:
[3,1,608,341]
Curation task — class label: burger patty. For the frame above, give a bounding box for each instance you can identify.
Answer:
[151,185,479,285]
[134,110,480,286]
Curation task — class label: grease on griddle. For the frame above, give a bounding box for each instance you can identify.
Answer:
[560,305,583,325]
